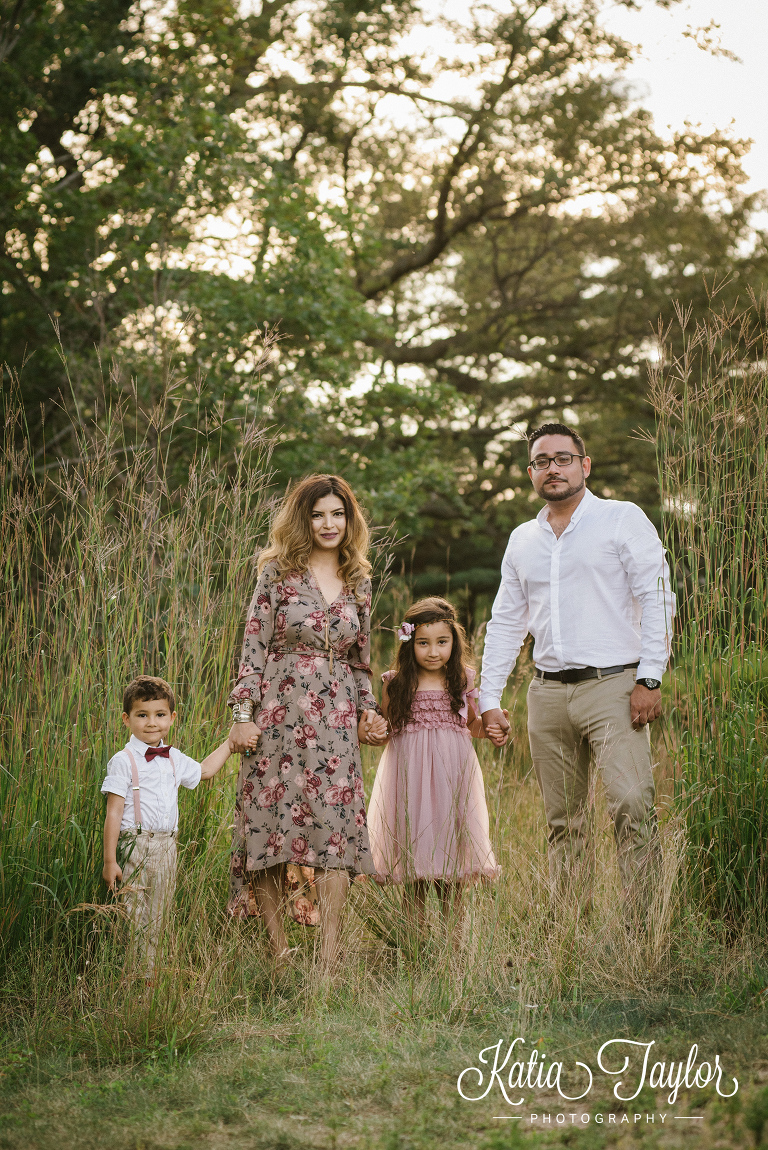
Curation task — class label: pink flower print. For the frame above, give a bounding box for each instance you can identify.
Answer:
[291,801,314,827]
[239,662,257,678]
[296,654,322,674]
[297,690,325,721]
[275,612,287,638]
[292,896,320,926]
[232,685,253,701]
[327,756,342,772]
[256,700,288,730]
[257,785,274,808]
[255,756,271,779]
[355,810,366,827]
[340,785,354,805]
[324,784,342,806]
[242,781,254,800]
[272,780,286,803]
[244,615,262,636]
[265,831,285,857]
[329,679,340,699]
[305,610,326,634]
[293,723,317,749]
[328,699,355,730]
[290,837,316,864]
[260,680,271,697]
[257,592,271,615]
[283,583,300,604]
[278,676,296,695]
[326,831,346,858]
[279,753,293,775]
[297,768,322,799]
[354,776,364,798]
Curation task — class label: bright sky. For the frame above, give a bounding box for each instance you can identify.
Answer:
[601,0,768,198]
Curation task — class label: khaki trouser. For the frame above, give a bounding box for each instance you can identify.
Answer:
[526,669,658,902]
[118,830,177,973]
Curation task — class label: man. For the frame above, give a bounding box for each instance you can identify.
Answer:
[480,423,675,904]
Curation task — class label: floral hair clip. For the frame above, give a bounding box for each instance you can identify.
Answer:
[397,621,415,642]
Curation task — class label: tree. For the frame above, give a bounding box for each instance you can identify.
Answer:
[3,0,766,598]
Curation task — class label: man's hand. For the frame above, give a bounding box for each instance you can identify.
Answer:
[103,861,122,891]
[630,685,662,729]
[359,710,388,746]
[482,707,511,747]
[228,721,261,754]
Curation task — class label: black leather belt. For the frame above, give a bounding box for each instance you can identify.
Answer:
[535,662,639,684]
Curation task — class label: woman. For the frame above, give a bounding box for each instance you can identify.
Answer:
[228,474,387,963]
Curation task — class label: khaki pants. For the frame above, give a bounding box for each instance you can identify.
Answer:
[526,669,658,901]
[118,830,177,973]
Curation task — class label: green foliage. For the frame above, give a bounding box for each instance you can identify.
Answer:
[3,0,767,579]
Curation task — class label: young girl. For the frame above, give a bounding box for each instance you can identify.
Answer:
[367,597,502,941]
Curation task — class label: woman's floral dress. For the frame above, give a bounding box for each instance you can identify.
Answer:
[228,562,379,915]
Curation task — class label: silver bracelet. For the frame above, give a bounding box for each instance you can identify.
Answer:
[231,700,254,724]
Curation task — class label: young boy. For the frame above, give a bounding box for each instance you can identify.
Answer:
[101,675,232,975]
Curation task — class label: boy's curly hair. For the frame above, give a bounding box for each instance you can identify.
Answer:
[123,675,175,716]
[385,597,471,734]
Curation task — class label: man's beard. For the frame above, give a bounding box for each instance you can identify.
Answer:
[542,477,585,502]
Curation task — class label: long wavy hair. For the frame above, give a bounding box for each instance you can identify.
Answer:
[386,598,472,733]
[257,474,371,594]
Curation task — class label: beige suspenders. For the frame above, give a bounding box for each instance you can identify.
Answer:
[124,748,176,834]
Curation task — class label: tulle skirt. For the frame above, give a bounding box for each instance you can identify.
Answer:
[368,727,500,882]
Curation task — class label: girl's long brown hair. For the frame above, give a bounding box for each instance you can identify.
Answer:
[257,474,371,594]
[386,597,472,733]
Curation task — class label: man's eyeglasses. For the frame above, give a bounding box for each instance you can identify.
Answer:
[530,452,584,471]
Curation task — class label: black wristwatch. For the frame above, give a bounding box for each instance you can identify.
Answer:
[636,677,661,691]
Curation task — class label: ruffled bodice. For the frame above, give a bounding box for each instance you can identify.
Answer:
[403,690,467,733]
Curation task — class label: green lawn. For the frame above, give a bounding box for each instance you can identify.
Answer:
[2,985,767,1149]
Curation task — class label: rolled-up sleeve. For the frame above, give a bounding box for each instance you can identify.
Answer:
[618,506,676,682]
[101,753,130,799]
[479,545,530,713]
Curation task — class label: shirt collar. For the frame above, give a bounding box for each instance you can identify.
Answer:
[536,485,595,531]
[128,734,166,756]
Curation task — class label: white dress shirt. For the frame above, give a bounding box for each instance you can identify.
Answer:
[479,488,675,713]
[101,735,202,833]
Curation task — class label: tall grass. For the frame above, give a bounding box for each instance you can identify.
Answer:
[0,358,272,959]
[650,293,768,926]
[3,329,767,1080]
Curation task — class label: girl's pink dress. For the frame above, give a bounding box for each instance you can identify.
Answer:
[368,669,500,882]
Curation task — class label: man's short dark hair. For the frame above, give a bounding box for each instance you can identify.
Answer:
[528,422,585,459]
[123,675,176,715]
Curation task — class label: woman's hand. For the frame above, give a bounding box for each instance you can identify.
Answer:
[228,721,261,754]
[358,710,388,746]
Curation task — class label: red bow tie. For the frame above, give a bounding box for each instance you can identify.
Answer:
[145,745,172,761]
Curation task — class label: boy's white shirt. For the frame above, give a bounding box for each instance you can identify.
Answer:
[101,734,202,833]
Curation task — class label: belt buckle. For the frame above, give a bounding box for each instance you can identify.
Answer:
[560,668,581,684]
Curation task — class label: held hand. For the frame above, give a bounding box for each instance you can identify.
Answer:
[228,721,261,754]
[630,685,662,729]
[359,710,388,746]
[482,707,511,747]
[103,861,122,891]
